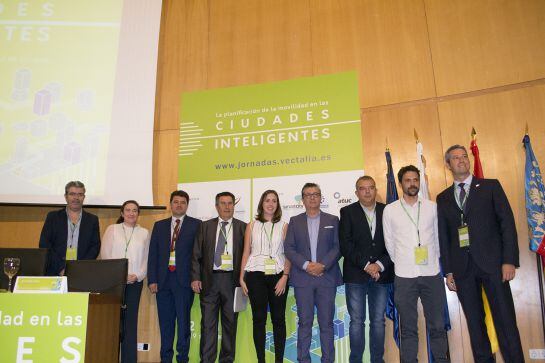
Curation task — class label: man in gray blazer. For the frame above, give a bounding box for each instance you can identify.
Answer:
[284,182,342,363]
[191,191,247,363]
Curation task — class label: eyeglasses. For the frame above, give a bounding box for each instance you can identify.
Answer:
[303,193,321,199]
[67,192,85,197]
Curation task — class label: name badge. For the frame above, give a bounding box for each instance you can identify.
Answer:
[221,254,233,271]
[414,246,428,265]
[169,250,176,266]
[458,225,470,248]
[66,247,77,261]
[264,258,276,275]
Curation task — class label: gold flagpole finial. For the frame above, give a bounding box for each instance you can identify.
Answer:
[413,129,419,143]
[386,137,390,151]
[471,127,477,141]
[525,122,529,135]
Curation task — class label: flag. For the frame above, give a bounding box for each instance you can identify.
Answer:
[416,141,451,363]
[417,141,430,200]
[384,149,400,347]
[386,149,399,204]
[470,138,484,179]
[470,136,500,353]
[523,134,545,252]
[537,236,545,257]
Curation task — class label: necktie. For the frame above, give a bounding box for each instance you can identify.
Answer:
[459,183,467,212]
[214,221,228,268]
[168,219,180,272]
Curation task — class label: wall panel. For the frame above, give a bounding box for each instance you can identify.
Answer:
[311,0,436,108]
[154,0,210,131]
[207,0,313,89]
[426,0,545,96]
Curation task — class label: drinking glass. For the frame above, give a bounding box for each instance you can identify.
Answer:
[3,258,20,293]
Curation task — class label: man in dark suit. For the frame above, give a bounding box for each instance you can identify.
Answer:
[147,190,201,363]
[339,176,394,363]
[437,144,523,363]
[284,182,342,363]
[191,191,246,363]
[39,181,100,276]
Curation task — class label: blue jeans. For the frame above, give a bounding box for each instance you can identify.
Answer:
[345,281,389,363]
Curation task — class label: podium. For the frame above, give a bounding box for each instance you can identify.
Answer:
[0,292,122,362]
[86,293,121,363]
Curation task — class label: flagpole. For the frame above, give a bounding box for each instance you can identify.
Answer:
[526,124,545,346]
[536,254,545,346]
[523,128,545,346]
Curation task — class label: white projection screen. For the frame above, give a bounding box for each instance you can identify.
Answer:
[0,0,162,205]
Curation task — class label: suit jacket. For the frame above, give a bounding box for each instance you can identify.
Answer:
[39,208,100,276]
[147,216,201,289]
[437,177,519,278]
[339,202,394,284]
[191,217,246,292]
[284,211,342,288]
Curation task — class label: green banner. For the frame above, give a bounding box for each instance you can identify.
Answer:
[0,293,89,362]
[179,72,365,362]
[179,71,363,182]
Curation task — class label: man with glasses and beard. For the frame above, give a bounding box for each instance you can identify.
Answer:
[383,166,449,363]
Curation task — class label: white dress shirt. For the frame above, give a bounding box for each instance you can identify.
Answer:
[383,197,440,278]
[360,202,384,271]
[454,174,473,209]
[171,215,186,238]
[360,202,377,239]
[100,223,151,282]
[214,217,233,270]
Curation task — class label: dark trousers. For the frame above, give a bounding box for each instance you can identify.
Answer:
[121,281,143,363]
[294,283,337,363]
[245,271,288,363]
[156,271,194,363]
[345,281,389,363]
[200,271,238,363]
[394,274,449,363]
[455,257,524,363]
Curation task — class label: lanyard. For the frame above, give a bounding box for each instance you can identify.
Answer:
[122,224,135,258]
[220,222,233,254]
[363,208,375,235]
[400,200,421,246]
[68,213,82,248]
[261,222,275,258]
[454,185,469,211]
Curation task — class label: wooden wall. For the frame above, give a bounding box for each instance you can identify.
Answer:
[1,0,545,361]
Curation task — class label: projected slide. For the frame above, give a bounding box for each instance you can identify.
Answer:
[0,1,160,205]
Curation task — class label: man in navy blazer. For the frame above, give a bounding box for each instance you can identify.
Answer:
[284,182,342,363]
[147,190,202,363]
[437,145,523,363]
[39,181,100,276]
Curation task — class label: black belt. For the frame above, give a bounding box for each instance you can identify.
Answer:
[213,270,233,274]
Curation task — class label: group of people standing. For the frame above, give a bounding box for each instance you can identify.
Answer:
[38,143,524,363]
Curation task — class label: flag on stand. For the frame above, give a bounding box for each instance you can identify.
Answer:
[470,130,500,353]
[416,134,430,200]
[384,148,401,347]
[415,135,451,363]
[523,134,545,253]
